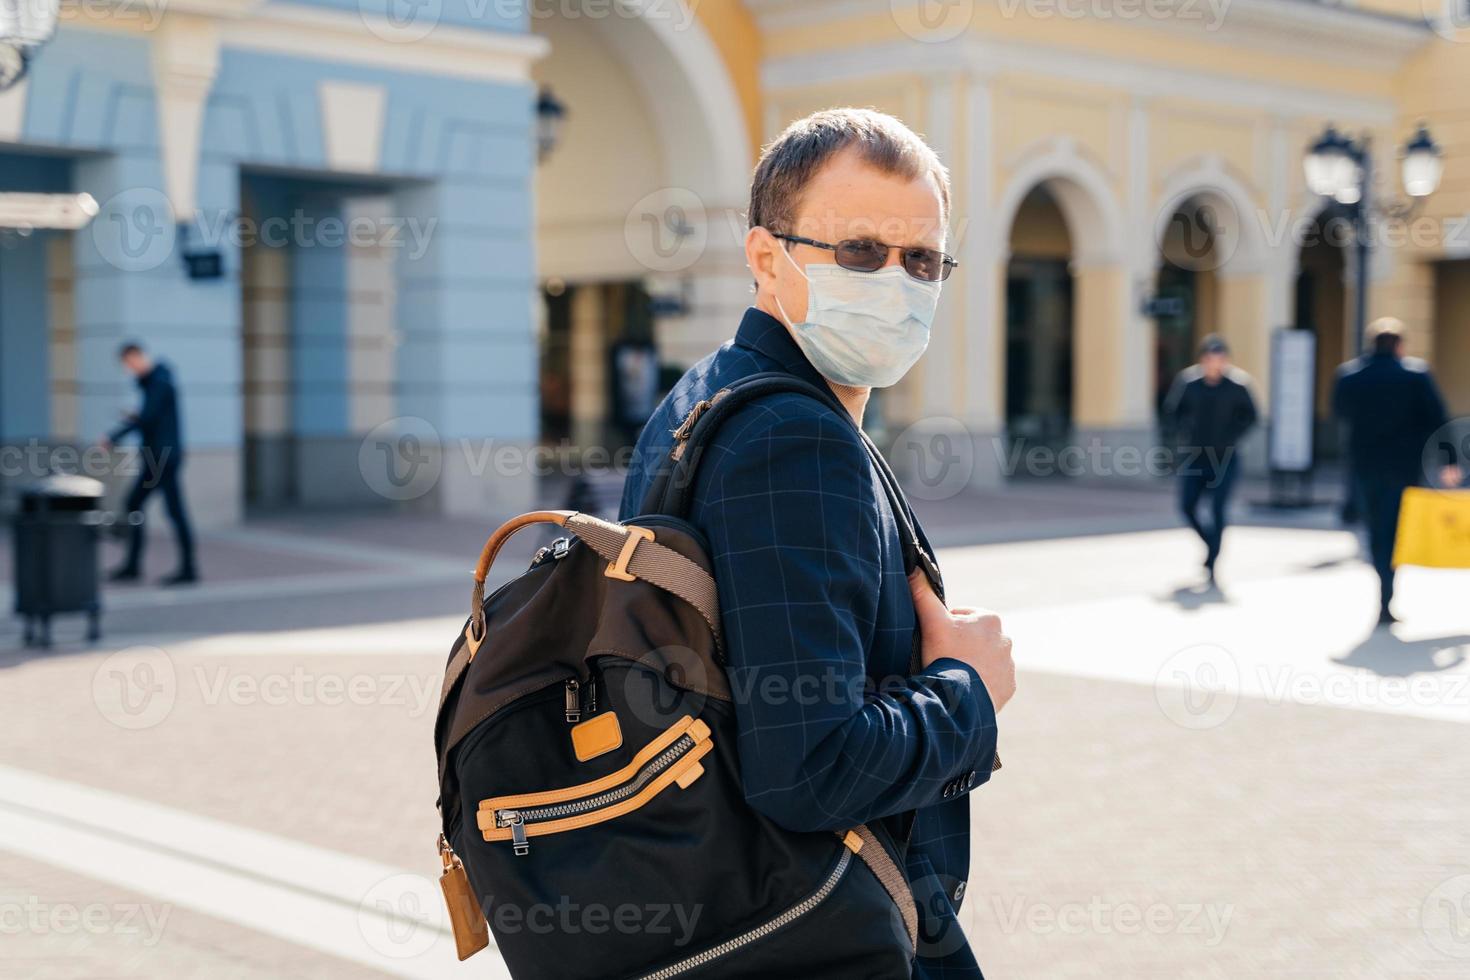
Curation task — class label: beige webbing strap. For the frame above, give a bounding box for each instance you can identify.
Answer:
[564,514,723,647]
[443,512,724,719]
[440,643,472,715]
[839,825,919,952]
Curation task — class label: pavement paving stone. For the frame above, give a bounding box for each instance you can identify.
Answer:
[2,486,1466,978]
[0,850,391,980]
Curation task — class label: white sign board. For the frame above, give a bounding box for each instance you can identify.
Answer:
[1269,328,1316,473]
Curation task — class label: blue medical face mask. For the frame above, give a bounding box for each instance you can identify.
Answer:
[773,245,942,388]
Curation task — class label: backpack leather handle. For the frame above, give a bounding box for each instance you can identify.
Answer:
[467,510,573,656]
[473,510,573,585]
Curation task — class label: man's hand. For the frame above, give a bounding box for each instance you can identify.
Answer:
[909,570,1016,713]
[1440,465,1464,489]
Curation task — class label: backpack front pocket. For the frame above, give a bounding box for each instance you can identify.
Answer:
[476,714,712,856]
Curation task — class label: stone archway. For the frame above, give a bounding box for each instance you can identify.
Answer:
[992,142,1140,473]
[1151,160,1273,409]
[531,1,753,454]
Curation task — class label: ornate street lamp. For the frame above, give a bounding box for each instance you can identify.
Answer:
[1302,123,1443,353]
[1401,125,1444,199]
[536,85,567,164]
[0,0,61,91]
[1303,126,1358,201]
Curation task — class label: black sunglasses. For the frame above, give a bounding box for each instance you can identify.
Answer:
[774,233,957,283]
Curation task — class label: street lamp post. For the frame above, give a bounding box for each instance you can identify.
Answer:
[1303,123,1443,354]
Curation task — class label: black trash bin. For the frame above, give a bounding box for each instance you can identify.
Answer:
[12,473,108,648]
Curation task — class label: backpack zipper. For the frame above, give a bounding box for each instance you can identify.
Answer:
[634,848,853,980]
[479,716,711,855]
[494,733,697,856]
[564,679,581,724]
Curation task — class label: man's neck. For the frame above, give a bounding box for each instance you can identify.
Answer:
[754,297,871,425]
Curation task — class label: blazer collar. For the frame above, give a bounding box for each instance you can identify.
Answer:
[732,307,829,391]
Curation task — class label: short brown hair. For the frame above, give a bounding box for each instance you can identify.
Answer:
[748,108,951,235]
[1367,317,1404,355]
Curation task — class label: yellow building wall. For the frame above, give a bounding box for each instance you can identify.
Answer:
[1395,26,1470,393]
[689,0,764,162]
[749,1,1470,426]
[764,7,1395,102]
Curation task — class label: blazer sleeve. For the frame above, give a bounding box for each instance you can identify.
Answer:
[110,377,168,444]
[693,398,998,833]
[1417,371,1455,467]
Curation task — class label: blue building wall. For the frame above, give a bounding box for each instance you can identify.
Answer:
[3,14,540,519]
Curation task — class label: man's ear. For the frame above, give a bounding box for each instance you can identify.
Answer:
[745,226,780,294]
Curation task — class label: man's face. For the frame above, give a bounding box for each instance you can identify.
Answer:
[748,147,947,329]
[1200,351,1228,381]
[121,351,149,378]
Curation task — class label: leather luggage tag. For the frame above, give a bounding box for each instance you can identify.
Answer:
[571,712,623,762]
[438,837,489,960]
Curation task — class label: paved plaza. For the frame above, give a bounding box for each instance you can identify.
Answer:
[2,482,1468,978]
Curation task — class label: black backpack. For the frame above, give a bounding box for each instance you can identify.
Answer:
[434,374,943,979]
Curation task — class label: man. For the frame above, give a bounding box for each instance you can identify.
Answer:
[1163,334,1258,583]
[621,109,1014,978]
[99,343,198,585]
[1334,318,1460,625]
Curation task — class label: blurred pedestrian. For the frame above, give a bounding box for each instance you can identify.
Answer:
[1333,318,1461,625]
[98,342,198,585]
[1163,334,1259,583]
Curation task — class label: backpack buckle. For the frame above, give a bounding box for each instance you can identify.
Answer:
[604,525,655,582]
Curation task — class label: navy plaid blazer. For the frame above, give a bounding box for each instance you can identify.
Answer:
[620,308,998,978]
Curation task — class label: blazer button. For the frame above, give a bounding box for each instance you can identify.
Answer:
[965,770,976,789]
[953,881,966,903]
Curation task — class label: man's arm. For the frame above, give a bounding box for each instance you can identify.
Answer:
[108,377,167,444]
[107,416,139,445]
[1239,379,1259,433]
[1332,367,1352,425]
[1417,370,1458,471]
[1162,373,1189,436]
[695,398,998,834]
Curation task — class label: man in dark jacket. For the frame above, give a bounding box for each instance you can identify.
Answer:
[100,343,198,584]
[1334,318,1461,625]
[622,109,1012,978]
[1163,334,1258,582]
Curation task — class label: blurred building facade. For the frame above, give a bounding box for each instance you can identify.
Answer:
[2,0,1468,523]
[744,0,1470,481]
[0,0,545,523]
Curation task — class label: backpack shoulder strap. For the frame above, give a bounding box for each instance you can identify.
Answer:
[638,372,942,599]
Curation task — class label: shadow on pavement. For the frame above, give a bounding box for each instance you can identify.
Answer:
[1160,580,1232,610]
[1332,629,1470,678]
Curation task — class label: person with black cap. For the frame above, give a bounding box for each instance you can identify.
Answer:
[1164,334,1259,583]
[1333,317,1461,626]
